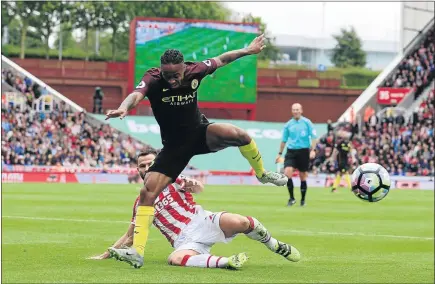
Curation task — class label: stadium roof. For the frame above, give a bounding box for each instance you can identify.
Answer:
[273,34,399,53]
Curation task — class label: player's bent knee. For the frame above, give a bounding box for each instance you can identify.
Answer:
[221,213,250,234]
[238,216,251,232]
[236,128,252,146]
[231,215,250,232]
[221,125,251,146]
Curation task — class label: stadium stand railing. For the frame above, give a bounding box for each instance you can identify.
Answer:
[338,17,434,123]
[2,55,84,113]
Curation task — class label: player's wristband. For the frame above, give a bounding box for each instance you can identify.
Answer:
[278,152,282,155]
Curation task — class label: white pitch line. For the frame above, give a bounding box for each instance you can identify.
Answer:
[2,215,128,224]
[281,229,434,240]
[3,216,433,241]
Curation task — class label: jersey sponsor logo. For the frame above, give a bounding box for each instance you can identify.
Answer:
[300,130,306,137]
[191,79,199,89]
[155,195,174,212]
[136,81,146,89]
[202,60,212,66]
[161,91,197,106]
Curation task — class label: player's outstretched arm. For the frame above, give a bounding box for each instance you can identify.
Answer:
[105,91,144,120]
[86,224,134,260]
[213,34,266,68]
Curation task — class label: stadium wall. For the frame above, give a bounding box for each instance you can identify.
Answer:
[9,58,128,112]
[256,88,360,122]
[9,58,362,122]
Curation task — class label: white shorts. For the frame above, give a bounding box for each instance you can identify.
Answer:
[171,206,235,255]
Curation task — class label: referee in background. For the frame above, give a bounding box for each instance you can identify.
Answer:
[276,103,317,207]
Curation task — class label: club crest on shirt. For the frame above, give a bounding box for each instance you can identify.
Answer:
[191,79,199,89]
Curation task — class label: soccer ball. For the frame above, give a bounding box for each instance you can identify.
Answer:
[351,163,391,202]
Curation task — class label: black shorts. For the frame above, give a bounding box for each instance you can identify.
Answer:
[148,123,214,180]
[284,148,310,172]
[337,158,350,173]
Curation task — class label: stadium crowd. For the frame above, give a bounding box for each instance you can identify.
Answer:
[1,105,152,169]
[315,90,434,177]
[383,27,434,94]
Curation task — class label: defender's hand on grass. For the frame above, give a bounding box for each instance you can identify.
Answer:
[86,251,110,260]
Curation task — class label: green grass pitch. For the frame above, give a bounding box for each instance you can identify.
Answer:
[2,183,434,283]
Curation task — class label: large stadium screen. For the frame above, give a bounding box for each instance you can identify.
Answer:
[132,18,260,103]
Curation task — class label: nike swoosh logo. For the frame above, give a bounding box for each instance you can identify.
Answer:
[163,88,169,92]
[126,252,135,256]
[252,151,260,160]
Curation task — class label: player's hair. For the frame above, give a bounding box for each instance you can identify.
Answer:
[137,148,158,160]
[161,49,184,65]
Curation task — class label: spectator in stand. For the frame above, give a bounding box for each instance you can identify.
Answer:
[326,119,333,133]
[93,86,104,114]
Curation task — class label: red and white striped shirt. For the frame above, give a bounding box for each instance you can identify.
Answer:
[131,177,197,247]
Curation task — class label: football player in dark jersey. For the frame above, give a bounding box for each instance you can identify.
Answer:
[329,131,353,193]
[105,34,287,268]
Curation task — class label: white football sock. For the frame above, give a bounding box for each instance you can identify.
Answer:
[245,216,278,251]
[181,254,229,268]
